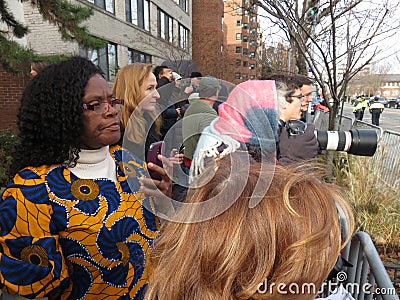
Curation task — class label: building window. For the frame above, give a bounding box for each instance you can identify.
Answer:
[236,59,241,66]
[236,20,242,26]
[243,36,248,42]
[236,33,242,40]
[250,16,256,22]
[250,75,255,80]
[126,0,150,31]
[243,48,248,55]
[249,64,255,70]
[249,52,255,59]
[249,40,257,47]
[87,0,114,13]
[158,8,173,42]
[236,6,242,14]
[179,24,189,50]
[243,23,249,29]
[242,74,248,80]
[236,46,242,54]
[128,48,152,63]
[80,42,117,81]
[250,28,256,34]
[235,72,241,79]
[243,61,248,67]
[177,0,188,12]
[244,10,249,16]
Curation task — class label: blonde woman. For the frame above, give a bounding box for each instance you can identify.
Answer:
[113,63,162,160]
[144,154,354,300]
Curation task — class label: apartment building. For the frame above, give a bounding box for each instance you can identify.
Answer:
[223,0,258,84]
[191,0,260,83]
[12,0,192,81]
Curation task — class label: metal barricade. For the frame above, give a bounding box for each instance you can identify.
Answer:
[337,115,354,131]
[352,120,384,140]
[343,232,399,300]
[374,130,400,188]
[313,110,330,130]
[313,112,354,131]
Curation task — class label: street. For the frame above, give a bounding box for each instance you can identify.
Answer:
[339,102,400,132]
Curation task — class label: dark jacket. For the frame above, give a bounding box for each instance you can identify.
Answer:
[157,77,179,138]
[118,113,161,161]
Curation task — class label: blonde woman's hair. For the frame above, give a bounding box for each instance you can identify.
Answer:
[144,155,354,300]
[113,63,161,144]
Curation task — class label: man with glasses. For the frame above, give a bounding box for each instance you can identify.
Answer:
[291,75,314,122]
[263,74,320,165]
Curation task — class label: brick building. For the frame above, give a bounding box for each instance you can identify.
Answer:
[348,74,400,98]
[191,0,225,79]
[223,0,258,84]
[1,0,192,131]
[0,67,30,132]
[191,0,260,84]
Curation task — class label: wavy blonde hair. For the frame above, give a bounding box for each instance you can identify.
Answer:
[144,155,354,300]
[113,63,161,144]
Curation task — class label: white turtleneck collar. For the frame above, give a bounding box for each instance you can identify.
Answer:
[68,146,117,182]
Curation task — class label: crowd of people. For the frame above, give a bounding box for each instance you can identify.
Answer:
[0,57,358,299]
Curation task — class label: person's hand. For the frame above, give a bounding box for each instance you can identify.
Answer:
[141,154,175,218]
[141,154,172,198]
[176,107,181,118]
[169,149,183,165]
[279,123,319,165]
[184,85,193,94]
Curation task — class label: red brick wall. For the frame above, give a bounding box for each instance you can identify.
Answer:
[0,66,29,132]
[192,0,226,79]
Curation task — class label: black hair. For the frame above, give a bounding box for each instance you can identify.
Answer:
[9,56,103,178]
[190,71,202,78]
[153,65,169,79]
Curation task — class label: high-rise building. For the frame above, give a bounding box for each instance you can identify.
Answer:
[191,0,260,83]
[223,0,258,84]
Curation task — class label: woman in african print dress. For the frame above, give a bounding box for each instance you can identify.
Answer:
[0,57,171,299]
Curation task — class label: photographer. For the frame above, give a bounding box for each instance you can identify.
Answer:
[266,75,320,165]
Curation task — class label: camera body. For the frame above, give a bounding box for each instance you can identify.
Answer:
[285,119,377,157]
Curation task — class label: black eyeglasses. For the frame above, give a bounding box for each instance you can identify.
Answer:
[83,98,124,114]
[291,94,305,100]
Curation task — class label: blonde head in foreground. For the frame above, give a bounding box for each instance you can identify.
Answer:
[144,154,354,300]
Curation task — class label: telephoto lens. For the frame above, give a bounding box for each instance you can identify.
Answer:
[316,129,377,156]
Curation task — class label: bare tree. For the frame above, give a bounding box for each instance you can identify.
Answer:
[257,42,291,78]
[254,0,400,129]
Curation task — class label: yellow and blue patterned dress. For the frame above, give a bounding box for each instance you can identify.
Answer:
[0,146,159,299]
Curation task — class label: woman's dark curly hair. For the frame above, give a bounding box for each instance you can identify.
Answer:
[10,56,103,177]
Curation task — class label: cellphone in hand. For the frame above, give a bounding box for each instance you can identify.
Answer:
[147,141,165,180]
